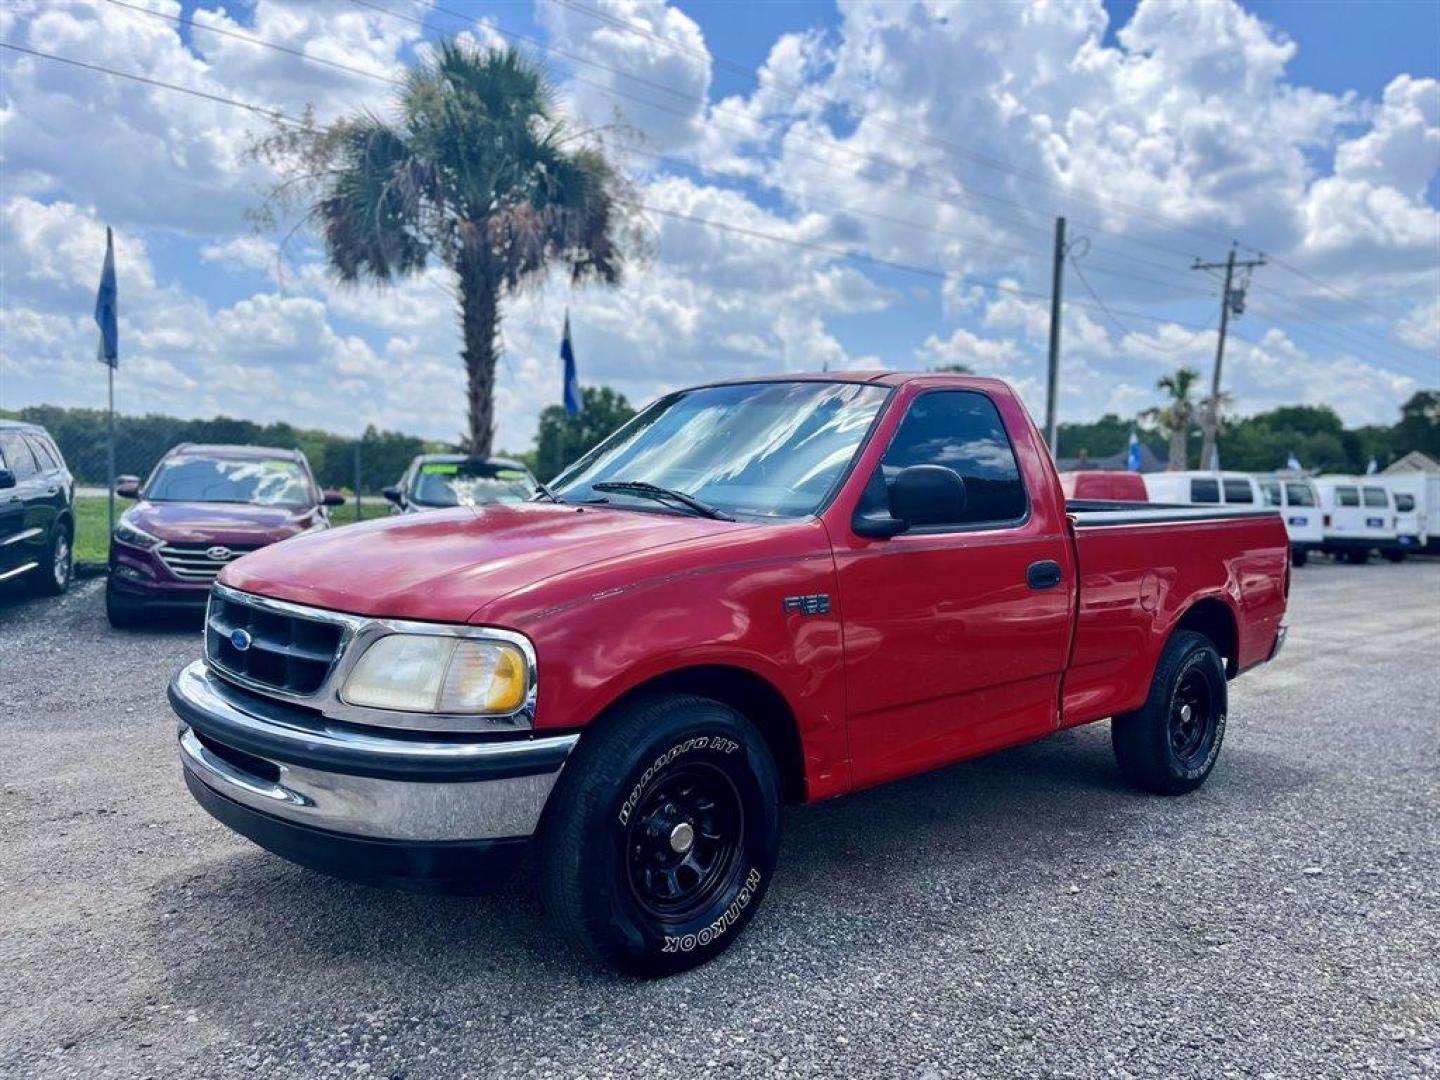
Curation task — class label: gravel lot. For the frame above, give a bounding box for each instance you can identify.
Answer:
[2,560,1437,1079]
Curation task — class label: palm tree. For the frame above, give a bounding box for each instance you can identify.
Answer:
[260,43,629,455]
[1143,367,1202,471]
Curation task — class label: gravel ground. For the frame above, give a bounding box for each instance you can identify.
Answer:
[2,560,1437,1079]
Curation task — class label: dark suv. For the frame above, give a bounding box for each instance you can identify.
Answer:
[107,443,343,627]
[0,420,75,596]
[383,454,537,514]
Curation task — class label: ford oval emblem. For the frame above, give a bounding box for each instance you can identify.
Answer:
[230,628,253,652]
[207,545,233,561]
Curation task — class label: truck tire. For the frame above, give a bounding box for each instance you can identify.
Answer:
[538,693,781,976]
[1111,630,1227,796]
[1343,549,1369,565]
[1382,549,1406,563]
[1289,547,1308,567]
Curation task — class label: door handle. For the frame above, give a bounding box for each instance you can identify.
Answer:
[1026,560,1062,590]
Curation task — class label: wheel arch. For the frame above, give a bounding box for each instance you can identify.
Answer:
[1171,596,1240,678]
[591,664,808,805]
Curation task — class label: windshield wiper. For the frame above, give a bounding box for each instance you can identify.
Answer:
[531,476,562,504]
[591,481,734,521]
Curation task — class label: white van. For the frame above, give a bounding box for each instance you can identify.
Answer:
[1142,470,1262,509]
[1255,475,1324,566]
[1380,472,1436,555]
[1313,476,1399,563]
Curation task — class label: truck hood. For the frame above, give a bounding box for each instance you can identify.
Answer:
[219,502,752,623]
[125,500,318,546]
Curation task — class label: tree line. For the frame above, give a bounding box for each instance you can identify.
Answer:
[1059,380,1437,474]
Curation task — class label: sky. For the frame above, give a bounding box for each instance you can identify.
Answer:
[1,0,1437,452]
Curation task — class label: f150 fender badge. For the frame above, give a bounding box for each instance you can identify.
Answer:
[783,593,831,616]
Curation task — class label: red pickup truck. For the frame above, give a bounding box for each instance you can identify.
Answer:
[168,374,1289,974]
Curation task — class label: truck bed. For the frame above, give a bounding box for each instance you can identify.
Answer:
[1060,501,1289,729]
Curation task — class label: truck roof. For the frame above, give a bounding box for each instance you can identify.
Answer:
[689,371,1016,391]
[168,443,304,461]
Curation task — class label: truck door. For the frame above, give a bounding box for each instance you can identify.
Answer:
[832,389,1075,789]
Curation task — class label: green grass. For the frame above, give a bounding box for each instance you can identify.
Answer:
[70,494,388,565]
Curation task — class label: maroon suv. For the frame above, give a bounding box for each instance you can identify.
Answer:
[107,443,343,628]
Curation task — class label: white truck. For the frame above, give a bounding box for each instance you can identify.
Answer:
[1142,471,1262,510]
[1379,472,1436,556]
[1313,476,1400,563]
[1255,475,1324,566]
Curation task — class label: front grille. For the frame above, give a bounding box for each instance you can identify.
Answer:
[159,543,258,582]
[206,590,344,696]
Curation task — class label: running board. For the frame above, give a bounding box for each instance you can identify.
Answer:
[0,561,39,582]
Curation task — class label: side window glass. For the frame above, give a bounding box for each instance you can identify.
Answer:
[1362,487,1388,508]
[1285,482,1316,507]
[1190,478,1220,503]
[0,431,39,480]
[881,391,1027,527]
[1260,482,1281,507]
[24,434,58,471]
[1222,478,1254,504]
[1337,487,1359,507]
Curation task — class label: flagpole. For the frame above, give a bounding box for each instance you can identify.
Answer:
[107,364,115,533]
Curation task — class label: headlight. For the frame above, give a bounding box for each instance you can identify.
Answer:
[340,634,528,714]
[113,516,161,550]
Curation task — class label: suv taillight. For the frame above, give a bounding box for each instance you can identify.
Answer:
[1323,514,1332,527]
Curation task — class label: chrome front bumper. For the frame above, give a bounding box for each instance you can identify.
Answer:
[170,660,577,844]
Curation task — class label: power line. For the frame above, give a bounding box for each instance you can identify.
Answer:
[5,35,1413,370]
[0,40,303,126]
[1068,250,1220,348]
[544,0,1243,252]
[92,0,1201,301]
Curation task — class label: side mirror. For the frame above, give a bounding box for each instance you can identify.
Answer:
[0,468,14,490]
[889,464,967,527]
[322,490,346,507]
[381,485,402,506]
[116,479,141,499]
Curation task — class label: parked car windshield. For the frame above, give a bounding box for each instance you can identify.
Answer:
[146,457,312,507]
[552,380,889,519]
[412,462,536,507]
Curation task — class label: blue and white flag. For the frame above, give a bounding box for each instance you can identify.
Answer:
[94,226,118,368]
[1209,444,1220,471]
[1366,457,1378,475]
[1286,453,1302,472]
[1127,431,1142,472]
[561,311,581,417]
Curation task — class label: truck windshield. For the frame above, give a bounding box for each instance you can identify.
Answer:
[552,380,889,519]
[413,462,535,507]
[146,457,312,507]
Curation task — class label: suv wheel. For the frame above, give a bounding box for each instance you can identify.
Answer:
[1112,629,1228,795]
[538,693,781,975]
[36,524,73,596]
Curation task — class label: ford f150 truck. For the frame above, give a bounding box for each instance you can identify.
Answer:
[168,374,1289,975]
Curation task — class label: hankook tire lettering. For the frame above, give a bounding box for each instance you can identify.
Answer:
[661,868,762,954]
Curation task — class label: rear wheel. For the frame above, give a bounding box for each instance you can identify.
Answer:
[1343,549,1370,565]
[1289,547,1308,567]
[1382,549,1406,563]
[538,693,781,975]
[1112,630,1228,796]
[34,524,73,596]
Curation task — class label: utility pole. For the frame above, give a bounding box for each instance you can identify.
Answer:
[1192,243,1263,470]
[1044,216,1066,455]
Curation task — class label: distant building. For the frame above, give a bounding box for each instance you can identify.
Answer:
[1382,450,1440,475]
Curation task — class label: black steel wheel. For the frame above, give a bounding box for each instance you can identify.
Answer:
[539,693,781,976]
[1113,629,1228,795]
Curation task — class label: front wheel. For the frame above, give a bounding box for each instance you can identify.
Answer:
[1290,547,1308,567]
[538,693,781,975]
[105,582,143,629]
[1112,630,1228,795]
[1382,549,1406,563]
